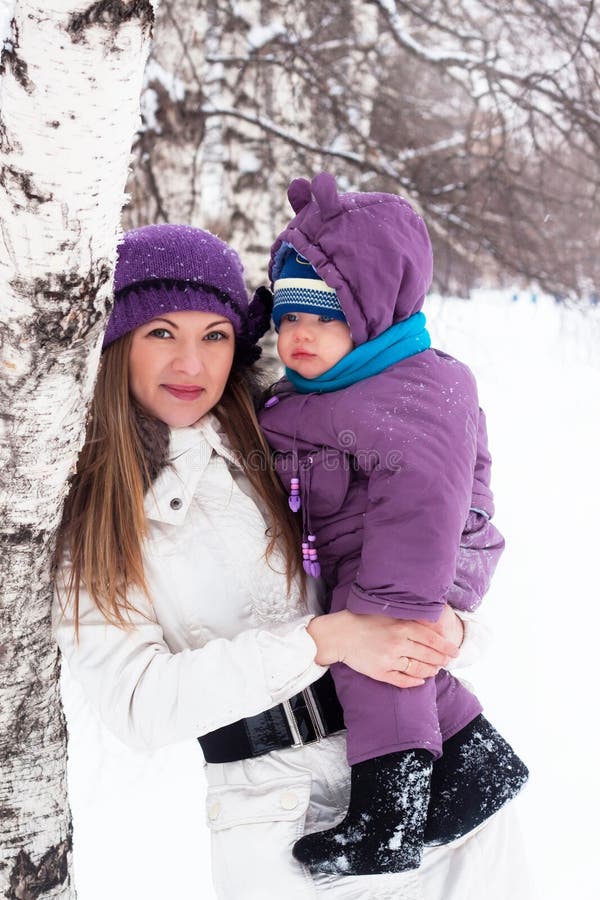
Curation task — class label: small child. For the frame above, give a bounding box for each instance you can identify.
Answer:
[259,173,528,877]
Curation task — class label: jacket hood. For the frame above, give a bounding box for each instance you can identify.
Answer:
[269,172,433,345]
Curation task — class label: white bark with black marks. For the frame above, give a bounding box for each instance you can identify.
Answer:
[0,2,155,896]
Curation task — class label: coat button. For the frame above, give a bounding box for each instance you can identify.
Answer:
[280,791,299,810]
[208,802,221,821]
[170,497,183,510]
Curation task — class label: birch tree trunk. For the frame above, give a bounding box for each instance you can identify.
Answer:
[0,2,155,896]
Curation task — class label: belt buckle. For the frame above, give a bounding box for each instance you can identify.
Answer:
[282,698,304,748]
[303,683,327,739]
[282,684,327,748]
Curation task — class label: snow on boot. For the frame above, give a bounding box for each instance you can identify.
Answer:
[424,713,529,846]
[293,749,433,876]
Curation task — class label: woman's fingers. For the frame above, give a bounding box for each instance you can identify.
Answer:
[403,641,451,668]
[396,656,441,679]
[384,627,452,667]
[410,659,441,679]
[384,671,426,689]
[419,605,465,649]
[311,611,457,684]
[403,622,459,657]
[373,655,441,688]
[374,653,442,688]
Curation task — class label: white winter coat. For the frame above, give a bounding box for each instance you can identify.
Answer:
[54,415,534,900]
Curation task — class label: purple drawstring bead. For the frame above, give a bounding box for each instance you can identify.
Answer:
[264,395,279,408]
[304,534,320,579]
[289,476,301,512]
[301,540,311,574]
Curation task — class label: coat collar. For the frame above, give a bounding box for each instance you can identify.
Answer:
[144,414,240,525]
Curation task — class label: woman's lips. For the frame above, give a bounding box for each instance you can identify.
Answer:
[162,384,204,401]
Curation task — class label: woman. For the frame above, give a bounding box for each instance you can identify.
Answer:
[53,224,533,899]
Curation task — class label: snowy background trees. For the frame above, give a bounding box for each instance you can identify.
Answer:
[129,0,600,297]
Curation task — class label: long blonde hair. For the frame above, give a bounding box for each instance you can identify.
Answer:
[55,335,302,631]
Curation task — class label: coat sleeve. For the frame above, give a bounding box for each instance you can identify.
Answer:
[336,369,479,623]
[442,511,505,612]
[471,407,496,518]
[53,575,326,753]
[444,407,505,611]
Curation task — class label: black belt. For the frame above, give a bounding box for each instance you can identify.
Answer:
[198,670,345,763]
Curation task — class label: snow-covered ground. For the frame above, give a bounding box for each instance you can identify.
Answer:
[61,290,600,899]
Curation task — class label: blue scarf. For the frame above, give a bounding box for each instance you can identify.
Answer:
[285,312,431,393]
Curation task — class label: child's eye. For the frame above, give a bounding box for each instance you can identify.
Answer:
[204,330,229,341]
[282,313,298,323]
[148,327,172,339]
[319,316,335,323]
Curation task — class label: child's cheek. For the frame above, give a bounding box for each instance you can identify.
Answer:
[276,332,290,364]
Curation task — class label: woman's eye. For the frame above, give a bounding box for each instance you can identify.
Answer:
[148,327,172,339]
[204,331,228,341]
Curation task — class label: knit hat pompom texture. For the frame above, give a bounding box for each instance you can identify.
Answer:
[103,224,272,363]
[269,173,433,347]
[272,247,347,329]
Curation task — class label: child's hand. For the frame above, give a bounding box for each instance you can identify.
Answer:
[307,610,457,689]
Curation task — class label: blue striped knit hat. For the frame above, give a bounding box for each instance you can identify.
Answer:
[272,246,346,330]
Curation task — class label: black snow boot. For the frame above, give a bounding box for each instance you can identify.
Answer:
[424,714,529,846]
[293,748,433,876]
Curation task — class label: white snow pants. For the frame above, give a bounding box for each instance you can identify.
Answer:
[204,732,537,900]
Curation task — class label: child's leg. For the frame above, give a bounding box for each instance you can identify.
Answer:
[293,582,439,876]
[330,579,446,764]
[435,668,483,743]
[332,660,442,764]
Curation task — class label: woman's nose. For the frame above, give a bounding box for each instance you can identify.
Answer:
[172,346,205,375]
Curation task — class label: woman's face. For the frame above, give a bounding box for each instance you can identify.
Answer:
[128,310,235,427]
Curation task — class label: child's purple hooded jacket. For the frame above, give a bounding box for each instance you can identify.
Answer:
[260,174,503,619]
[259,174,503,762]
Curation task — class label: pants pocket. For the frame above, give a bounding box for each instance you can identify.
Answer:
[206,774,316,900]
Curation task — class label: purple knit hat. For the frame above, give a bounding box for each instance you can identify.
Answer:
[103,224,272,364]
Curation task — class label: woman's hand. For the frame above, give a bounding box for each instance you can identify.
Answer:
[307,609,459,689]
[424,604,465,650]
